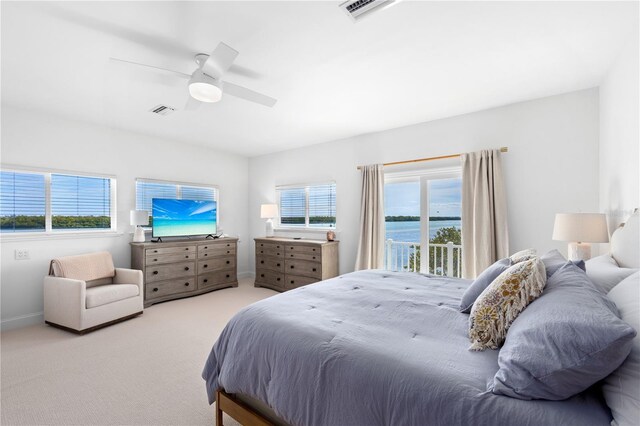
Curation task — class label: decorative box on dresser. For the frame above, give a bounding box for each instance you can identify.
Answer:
[130,238,238,307]
[254,237,339,291]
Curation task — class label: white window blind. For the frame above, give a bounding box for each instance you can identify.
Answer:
[51,174,111,230]
[277,182,336,229]
[0,171,46,233]
[135,179,218,227]
[0,168,116,234]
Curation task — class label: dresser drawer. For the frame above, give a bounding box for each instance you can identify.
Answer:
[256,256,284,273]
[198,246,236,259]
[199,270,237,289]
[285,259,322,279]
[146,252,195,265]
[146,246,195,257]
[255,245,284,258]
[146,261,195,283]
[146,278,195,300]
[284,244,321,255]
[256,241,284,251]
[255,269,284,287]
[198,257,235,274]
[285,251,321,262]
[284,274,318,290]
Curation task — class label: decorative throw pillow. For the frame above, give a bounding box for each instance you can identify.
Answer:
[459,258,512,313]
[469,257,546,351]
[586,254,638,293]
[540,249,585,278]
[509,248,537,264]
[491,262,636,400]
[602,272,640,426]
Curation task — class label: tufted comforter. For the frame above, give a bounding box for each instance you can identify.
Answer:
[202,270,611,426]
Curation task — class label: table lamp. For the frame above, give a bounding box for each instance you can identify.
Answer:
[260,204,278,237]
[552,213,609,261]
[130,210,149,243]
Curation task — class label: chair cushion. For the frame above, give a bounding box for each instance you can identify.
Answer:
[85,284,140,309]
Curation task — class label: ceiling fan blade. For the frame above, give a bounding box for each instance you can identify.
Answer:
[223,82,277,107]
[109,57,190,79]
[203,42,238,78]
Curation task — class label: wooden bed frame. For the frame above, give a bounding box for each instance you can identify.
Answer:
[216,389,279,426]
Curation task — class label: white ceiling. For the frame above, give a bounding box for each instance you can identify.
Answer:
[1,1,638,157]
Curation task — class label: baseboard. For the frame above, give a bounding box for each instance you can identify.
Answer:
[1,311,43,331]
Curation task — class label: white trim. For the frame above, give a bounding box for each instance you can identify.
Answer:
[275,180,336,190]
[274,226,338,233]
[1,311,43,331]
[1,230,123,242]
[2,163,117,179]
[135,177,219,191]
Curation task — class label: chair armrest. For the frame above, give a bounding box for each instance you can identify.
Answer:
[114,268,143,292]
[43,276,86,314]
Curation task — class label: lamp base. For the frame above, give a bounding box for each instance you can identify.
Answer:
[133,226,146,243]
[568,242,591,261]
[265,219,274,238]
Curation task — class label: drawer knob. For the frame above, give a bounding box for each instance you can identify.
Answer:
[204,253,208,257]
[204,246,208,249]
[226,260,230,264]
[204,264,208,268]
[153,250,158,253]
[290,254,294,257]
[227,244,230,247]
[261,260,264,264]
[313,248,316,252]
[153,287,158,292]
[313,268,317,272]
[290,280,295,284]
[313,257,316,260]
[226,274,230,278]
[184,267,190,271]
[185,248,189,251]
[227,251,230,254]
[277,263,281,267]
[277,278,281,281]
[184,282,190,287]
[204,279,208,283]
[153,271,158,275]
[154,259,158,261]
[290,265,295,269]
[277,245,280,249]
[185,255,189,258]
[261,274,264,278]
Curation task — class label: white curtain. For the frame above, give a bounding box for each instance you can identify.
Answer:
[461,150,509,279]
[355,164,385,270]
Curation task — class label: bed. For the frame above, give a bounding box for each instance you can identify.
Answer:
[203,211,639,426]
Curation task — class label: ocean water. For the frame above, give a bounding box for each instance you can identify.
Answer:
[385,220,461,243]
[153,219,217,238]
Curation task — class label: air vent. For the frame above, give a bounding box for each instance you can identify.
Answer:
[339,0,398,22]
[149,105,176,116]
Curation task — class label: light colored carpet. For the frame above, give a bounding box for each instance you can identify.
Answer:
[1,278,276,426]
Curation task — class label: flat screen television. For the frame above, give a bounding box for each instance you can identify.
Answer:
[152,198,217,238]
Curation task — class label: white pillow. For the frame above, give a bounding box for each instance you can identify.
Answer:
[603,272,640,426]
[585,254,638,293]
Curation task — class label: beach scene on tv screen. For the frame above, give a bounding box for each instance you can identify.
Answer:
[152,199,217,237]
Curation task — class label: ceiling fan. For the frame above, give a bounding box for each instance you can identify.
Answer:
[111,42,277,108]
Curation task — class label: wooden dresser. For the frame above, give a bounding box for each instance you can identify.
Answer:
[130,238,238,307]
[254,237,339,292]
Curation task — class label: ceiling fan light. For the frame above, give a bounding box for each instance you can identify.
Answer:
[188,71,222,103]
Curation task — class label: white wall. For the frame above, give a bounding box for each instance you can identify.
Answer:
[599,29,640,231]
[0,107,249,330]
[248,89,600,275]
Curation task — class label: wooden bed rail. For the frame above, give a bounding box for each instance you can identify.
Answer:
[216,389,275,426]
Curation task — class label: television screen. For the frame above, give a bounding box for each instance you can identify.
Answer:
[152,198,217,238]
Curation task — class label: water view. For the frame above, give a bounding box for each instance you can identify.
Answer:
[385,219,461,242]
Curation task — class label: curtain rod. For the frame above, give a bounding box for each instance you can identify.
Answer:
[356,147,508,170]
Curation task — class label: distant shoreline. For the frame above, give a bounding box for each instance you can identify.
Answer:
[385,216,460,222]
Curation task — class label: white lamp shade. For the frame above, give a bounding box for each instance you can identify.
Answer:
[130,210,149,226]
[260,204,278,219]
[552,213,609,243]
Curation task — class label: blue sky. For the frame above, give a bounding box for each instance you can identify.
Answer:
[384,178,461,217]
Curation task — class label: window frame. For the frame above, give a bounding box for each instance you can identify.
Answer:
[275,181,337,231]
[0,164,117,238]
[135,178,220,231]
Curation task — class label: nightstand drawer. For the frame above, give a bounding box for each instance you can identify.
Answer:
[198,257,235,274]
[255,269,284,288]
[199,270,236,289]
[146,278,195,300]
[146,261,195,283]
[146,252,195,265]
[284,274,318,290]
[198,246,236,259]
[256,256,284,272]
[146,246,195,257]
[285,259,322,279]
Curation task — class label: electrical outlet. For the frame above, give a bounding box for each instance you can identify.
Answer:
[15,249,30,260]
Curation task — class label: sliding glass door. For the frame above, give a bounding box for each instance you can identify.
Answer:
[384,168,462,276]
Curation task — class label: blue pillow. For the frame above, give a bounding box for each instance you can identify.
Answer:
[491,262,636,400]
[540,249,585,278]
[459,258,511,313]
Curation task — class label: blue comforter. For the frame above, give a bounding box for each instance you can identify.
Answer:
[202,270,611,426]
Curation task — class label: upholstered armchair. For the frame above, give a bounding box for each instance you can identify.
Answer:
[44,251,143,334]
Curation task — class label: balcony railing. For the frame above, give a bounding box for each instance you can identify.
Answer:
[384,239,462,278]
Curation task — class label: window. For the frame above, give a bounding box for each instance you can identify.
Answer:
[135,179,218,227]
[277,182,336,229]
[384,168,462,277]
[0,168,116,234]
